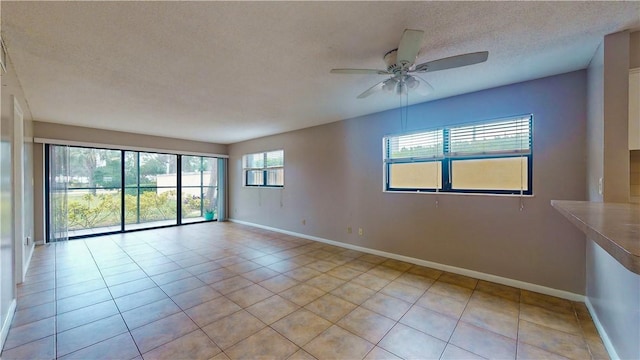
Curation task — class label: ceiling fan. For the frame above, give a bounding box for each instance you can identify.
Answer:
[330,29,489,99]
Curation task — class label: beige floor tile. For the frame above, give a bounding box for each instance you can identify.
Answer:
[58,333,140,360]
[366,266,402,281]
[330,282,376,305]
[476,280,521,302]
[407,265,443,280]
[0,335,55,360]
[304,293,356,322]
[517,320,590,360]
[272,309,333,346]
[427,281,474,303]
[57,314,129,357]
[363,346,402,360]
[210,276,254,295]
[259,274,299,293]
[461,302,519,339]
[516,342,571,360]
[337,306,396,343]
[380,280,426,303]
[343,259,376,272]
[150,268,193,286]
[287,349,317,360]
[352,272,392,291]
[440,344,485,360]
[246,295,300,324]
[362,292,412,321]
[109,278,157,298]
[184,261,222,275]
[142,329,221,360]
[468,291,520,317]
[305,260,338,273]
[122,298,181,330]
[16,289,55,310]
[225,327,299,360]
[226,284,274,308]
[326,265,363,280]
[131,312,199,354]
[114,287,168,312]
[268,260,301,273]
[379,323,446,360]
[358,254,388,264]
[57,300,119,332]
[399,305,458,342]
[202,310,266,350]
[57,288,113,314]
[394,272,435,291]
[304,325,374,360]
[438,272,479,289]
[241,267,280,283]
[11,301,56,328]
[197,268,237,285]
[380,259,413,272]
[280,284,326,306]
[519,303,582,335]
[226,260,262,274]
[56,278,107,300]
[285,267,322,282]
[185,296,242,327]
[449,322,517,360]
[3,317,56,351]
[520,290,574,314]
[171,285,222,310]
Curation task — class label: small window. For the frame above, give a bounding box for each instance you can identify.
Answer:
[243,150,284,187]
[384,115,532,195]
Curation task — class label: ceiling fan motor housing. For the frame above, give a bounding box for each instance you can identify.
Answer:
[384,49,401,73]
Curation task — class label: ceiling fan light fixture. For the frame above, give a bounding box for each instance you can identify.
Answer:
[405,76,419,89]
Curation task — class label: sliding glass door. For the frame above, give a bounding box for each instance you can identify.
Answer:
[46,145,225,241]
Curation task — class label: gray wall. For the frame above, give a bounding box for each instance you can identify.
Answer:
[587,41,604,202]
[229,70,588,294]
[32,121,228,242]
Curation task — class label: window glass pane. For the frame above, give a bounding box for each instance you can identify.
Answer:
[246,170,263,186]
[266,150,284,167]
[68,147,121,189]
[266,168,284,186]
[244,153,264,168]
[449,117,531,155]
[451,157,528,191]
[387,131,443,160]
[389,162,442,189]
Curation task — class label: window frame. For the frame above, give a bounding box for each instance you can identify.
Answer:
[384,115,533,195]
[243,149,284,188]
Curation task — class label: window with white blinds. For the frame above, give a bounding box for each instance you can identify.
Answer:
[384,115,532,194]
[243,150,284,187]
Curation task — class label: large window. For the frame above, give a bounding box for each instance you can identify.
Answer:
[384,115,532,195]
[46,144,225,240]
[243,150,284,187]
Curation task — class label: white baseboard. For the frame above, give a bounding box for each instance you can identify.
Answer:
[0,298,17,352]
[585,297,619,360]
[229,219,584,302]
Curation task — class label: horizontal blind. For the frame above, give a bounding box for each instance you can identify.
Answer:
[265,150,284,167]
[243,153,264,168]
[448,116,531,156]
[386,130,444,160]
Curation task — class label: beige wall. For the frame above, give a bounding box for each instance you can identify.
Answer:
[1,51,35,346]
[230,70,588,294]
[603,31,631,202]
[631,31,640,69]
[587,42,604,202]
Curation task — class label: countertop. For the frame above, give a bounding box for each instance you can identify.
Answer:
[551,200,640,274]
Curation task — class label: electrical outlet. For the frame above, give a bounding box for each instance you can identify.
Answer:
[347,227,352,234]
[598,177,603,195]
[358,228,363,236]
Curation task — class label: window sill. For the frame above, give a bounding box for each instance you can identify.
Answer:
[383,190,535,198]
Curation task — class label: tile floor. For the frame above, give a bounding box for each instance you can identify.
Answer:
[1,222,609,360]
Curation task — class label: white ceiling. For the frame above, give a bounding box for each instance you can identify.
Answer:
[2,1,639,144]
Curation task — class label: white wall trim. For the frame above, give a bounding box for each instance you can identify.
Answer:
[33,137,229,159]
[585,297,619,360]
[0,299,17,352]
[229,219,585,302]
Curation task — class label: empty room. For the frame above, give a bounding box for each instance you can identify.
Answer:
[1,1,639,360]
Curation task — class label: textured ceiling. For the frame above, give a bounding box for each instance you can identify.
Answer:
[2,1,639,144]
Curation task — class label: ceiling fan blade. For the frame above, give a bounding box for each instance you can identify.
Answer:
[413,51,489,73]
[357,80,386,99]
[330,69,390,75]
[412,75,434,96]
[396,29,424,67]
